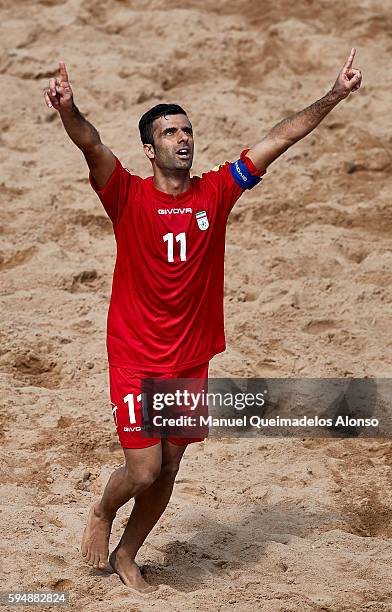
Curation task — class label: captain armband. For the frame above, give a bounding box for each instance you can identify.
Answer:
[229,149,265,190]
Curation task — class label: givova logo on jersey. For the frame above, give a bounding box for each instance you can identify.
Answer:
[158,208,192,215]
[196,210,209,231]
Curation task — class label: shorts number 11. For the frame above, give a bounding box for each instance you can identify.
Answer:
[123,393,142,424]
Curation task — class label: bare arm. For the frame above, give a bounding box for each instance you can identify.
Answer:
[247,48,363,173]
[43,61,116,190]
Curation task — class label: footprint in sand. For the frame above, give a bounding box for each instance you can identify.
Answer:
[11,346,62,389]
[0,246,37,272]
[59,269,99,293]
[304,319,336,334]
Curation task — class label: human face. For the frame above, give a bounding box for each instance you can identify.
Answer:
[148,114,194,171]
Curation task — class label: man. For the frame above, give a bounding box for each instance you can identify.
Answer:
[43,49,362,591]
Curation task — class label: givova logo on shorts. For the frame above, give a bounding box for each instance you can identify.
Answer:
[196,210,209,231]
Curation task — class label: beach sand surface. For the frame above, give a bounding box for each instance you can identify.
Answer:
[1,0,392,610]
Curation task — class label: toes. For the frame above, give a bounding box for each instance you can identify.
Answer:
[82,547,107,570]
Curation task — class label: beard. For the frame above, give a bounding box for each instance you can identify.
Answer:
[154,146,194,172]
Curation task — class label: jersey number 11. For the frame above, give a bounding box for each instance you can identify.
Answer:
[163,232,187,262]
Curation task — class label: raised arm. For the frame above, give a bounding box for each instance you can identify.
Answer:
[43,61,116,189]
[246,48,363,173]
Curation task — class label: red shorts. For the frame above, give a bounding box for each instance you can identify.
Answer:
[109,361,209,449]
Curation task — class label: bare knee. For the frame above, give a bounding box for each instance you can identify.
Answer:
[126,464,161,490]
[160,461,181,481]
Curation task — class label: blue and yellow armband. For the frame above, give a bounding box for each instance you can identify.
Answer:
[229,148,264,190]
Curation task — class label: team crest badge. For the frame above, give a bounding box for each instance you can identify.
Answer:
[196,210,209,231]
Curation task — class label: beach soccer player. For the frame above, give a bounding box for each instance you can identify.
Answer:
[43,49,362,591]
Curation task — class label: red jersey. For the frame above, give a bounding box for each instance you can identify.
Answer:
[89,151,262,371]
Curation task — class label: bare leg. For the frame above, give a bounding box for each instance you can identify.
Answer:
[81,444,162,570]
[109,440,187,589]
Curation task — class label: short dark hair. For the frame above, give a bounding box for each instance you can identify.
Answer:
[138,103,188,146]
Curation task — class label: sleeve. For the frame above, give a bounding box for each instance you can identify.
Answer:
[202,148,265,217]
[89,157,134,225]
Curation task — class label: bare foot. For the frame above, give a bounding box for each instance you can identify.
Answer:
[81,502,113,569]
[109,548,157,593]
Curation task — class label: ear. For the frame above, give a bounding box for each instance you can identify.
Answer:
[143,143,155,161]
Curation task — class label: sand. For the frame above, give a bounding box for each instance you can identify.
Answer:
[1,0,392,610]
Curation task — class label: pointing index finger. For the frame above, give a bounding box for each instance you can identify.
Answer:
[59,60,69,82]
[343,47,356,71]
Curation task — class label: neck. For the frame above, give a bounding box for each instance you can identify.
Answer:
[152,167,191,197]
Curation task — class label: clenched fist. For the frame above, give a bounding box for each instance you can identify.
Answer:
[43,61,73,112]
